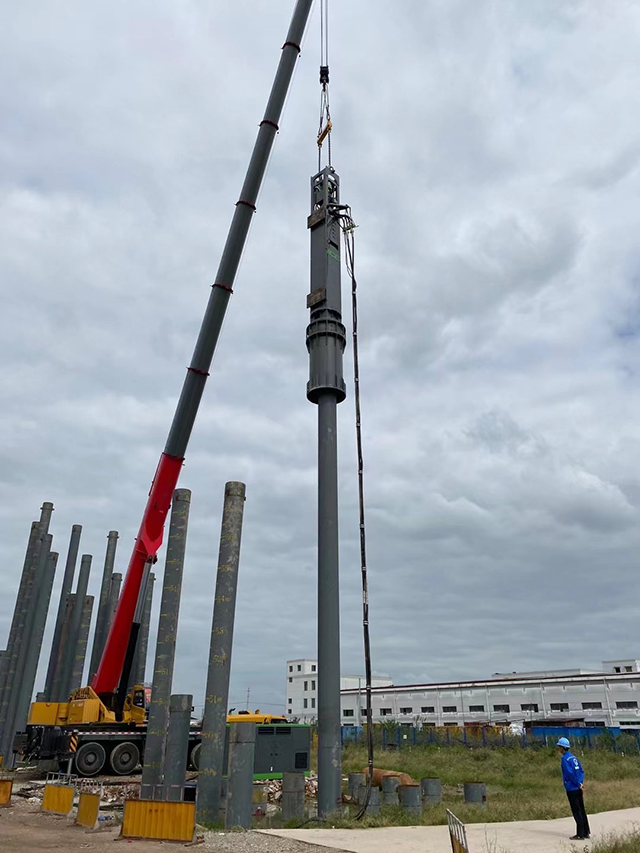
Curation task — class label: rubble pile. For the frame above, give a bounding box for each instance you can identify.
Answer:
[15,783,45,800]
[14,779,140,808]
[101,783,140,805]
[263,773,318,803]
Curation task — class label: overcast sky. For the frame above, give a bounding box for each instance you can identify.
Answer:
[2,0,640,715]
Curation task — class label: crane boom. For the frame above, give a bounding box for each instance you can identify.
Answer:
[92,0,315,699]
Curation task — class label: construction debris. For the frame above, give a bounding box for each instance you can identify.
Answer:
[263,774,317,804]
[101,783,139,805]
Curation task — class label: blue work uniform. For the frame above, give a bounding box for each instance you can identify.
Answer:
[561,751,584,791]
[561,750,590,838]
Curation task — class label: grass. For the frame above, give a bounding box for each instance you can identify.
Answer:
[332,744,640,826]
[577,829,640,852]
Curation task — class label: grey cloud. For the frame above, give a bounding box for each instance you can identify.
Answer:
[2,1,640,714]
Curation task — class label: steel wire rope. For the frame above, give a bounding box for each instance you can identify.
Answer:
[318,0,332,169]
[341,212,375,821]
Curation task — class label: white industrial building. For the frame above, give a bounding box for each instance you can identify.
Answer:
[286,659,392,722]
[339,659,640,730]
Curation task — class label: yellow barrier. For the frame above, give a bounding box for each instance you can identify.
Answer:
[121,799,195,842]
[42,784,75,816]
[0,779,13,806]
[76,791,100,829]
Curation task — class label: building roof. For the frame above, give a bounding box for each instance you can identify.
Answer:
[340,669,639,695]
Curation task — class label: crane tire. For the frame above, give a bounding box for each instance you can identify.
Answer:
[110,742,140,776]
[75,742,106,777]
[190,743,201,771]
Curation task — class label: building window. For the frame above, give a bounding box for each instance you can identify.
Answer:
[304,681,308,691]
[617,701,638,710]
[626,666,633,673]
[288,698,292,704]
[303,699,308,709]
[442,706,457,713]
[615,667,621,673]
[493,704,510,713]
[469,705,485,713]
[312,665,316,672]
[311,698,316,709]
[521,704,539,713]
[297,665,302,672]
[312,681,316,690]
[289,666,293,672]
[399,707,413,714]
[423,722,436,727]
[343,709,354,717]
[288,677,292,683]
[380,708,392,716]
[421,706,435,713]
[444,722,457,727]
[586,721,605,727]
[551,703,569,712]
[582,702,602,710]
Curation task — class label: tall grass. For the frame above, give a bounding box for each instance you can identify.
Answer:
[578,829,640,852]
[338,744,640,826]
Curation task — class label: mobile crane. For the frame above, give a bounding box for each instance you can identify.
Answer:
[14,0,315,778]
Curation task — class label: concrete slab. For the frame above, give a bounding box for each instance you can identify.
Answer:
[260,807,640,852]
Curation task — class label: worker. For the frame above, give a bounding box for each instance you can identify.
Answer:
[557,737,590,840]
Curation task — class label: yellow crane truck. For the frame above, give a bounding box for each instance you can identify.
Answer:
[18,688,307,777]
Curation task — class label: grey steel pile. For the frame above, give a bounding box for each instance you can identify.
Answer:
[0,504,155,769]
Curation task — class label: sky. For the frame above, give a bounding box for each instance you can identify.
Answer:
[2,0,640,716]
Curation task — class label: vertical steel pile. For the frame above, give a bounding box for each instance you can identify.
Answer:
[306,167,346,814]
[107,572,122,629]
[141,489,191,800]
[163,694,193,801]
[0,504,53,748]
[12,549,59,747]
[70,595,94,691]
[130,571,155,690]
[225,722,256,829]
[197,482,246,826]
[0,530,54,759]
[51,595,75,700]
[282,772,305,821]
[0,504,55,763]
[56,554,92,702]
[88,531,119,682]
[43,525,81,700]
[0,521,39,710]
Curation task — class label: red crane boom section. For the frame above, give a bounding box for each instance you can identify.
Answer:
[92,453,183,695]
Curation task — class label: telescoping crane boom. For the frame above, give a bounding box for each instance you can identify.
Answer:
[92,0,315,704]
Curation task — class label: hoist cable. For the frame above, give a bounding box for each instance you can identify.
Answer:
[348,225,374,821]
[332,209,375,820]
[317,0,331,170]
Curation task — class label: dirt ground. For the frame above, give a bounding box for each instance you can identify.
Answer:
[0,793,343,853]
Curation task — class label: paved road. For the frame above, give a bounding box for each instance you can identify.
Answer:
[261,806,640,852]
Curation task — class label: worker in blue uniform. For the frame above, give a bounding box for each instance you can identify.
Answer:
[557,737,590,840]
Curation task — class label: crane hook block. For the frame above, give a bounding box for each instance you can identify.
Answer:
[320,65,329,85]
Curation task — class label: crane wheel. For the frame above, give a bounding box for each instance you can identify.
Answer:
[189,743,201,771]
[110,742,140,775]
[75,742,106,777]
